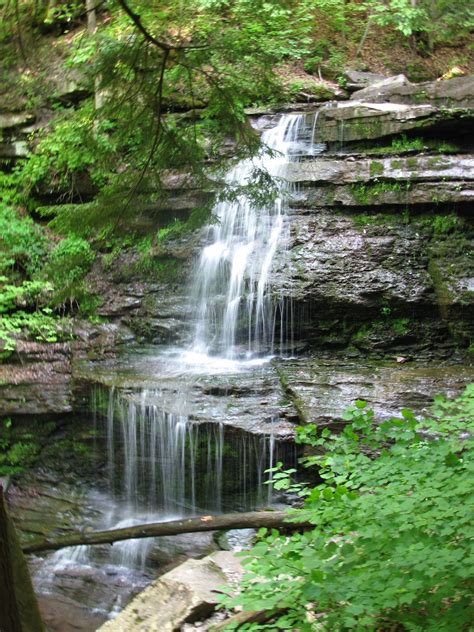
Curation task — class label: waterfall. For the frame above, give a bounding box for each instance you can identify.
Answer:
[93,114,317,564]
[191,113,312,359]
[36,113,316,591]
[79,387,296,568]
[104,389,288,517]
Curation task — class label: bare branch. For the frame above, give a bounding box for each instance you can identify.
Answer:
[115,0,208,51]
[23,510,311,554]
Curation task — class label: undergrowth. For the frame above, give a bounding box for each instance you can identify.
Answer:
[222,386,474,630]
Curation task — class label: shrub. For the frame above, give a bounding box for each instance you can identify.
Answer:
[0,203,45,276]
[223,386,474,630]
[42,236,96,310]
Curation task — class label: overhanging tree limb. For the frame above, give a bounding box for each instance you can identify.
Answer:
[115,0,207,51]
[23,511,311,554]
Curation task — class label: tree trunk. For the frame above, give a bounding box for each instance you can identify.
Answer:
[0,486,45,632]
[86,0,96,33]
[86,0,103,109]
[23,511,312,555]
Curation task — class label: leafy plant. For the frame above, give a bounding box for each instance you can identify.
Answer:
[222,387,474,630]
[41,236,96,311]
[0,418,40,475]
[0,204,45,276]
[390,134,425,153]
[432,214,460,235]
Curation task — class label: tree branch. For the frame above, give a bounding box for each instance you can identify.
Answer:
[115,0,208,51]
[23,511,311,554]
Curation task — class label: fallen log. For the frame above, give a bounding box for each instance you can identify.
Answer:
[23,510,311,554]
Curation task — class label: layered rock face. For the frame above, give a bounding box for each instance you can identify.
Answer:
[262,86,474,357]
[95,78,474,359]
[1,76,473,419]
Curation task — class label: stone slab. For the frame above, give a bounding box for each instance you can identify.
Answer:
[281,154,474,185]
[278,358,474,428]
[98,551,242,632]
[351,74,474,108]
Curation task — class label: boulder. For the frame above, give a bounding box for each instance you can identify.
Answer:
[351,74,474,108]
[98,551,242,632]
[0,111,35,158]
[0,140,29,158]
[343,70,386,92]
[287,79,347,102]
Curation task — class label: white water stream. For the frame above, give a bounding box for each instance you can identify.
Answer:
[190,112,319,359]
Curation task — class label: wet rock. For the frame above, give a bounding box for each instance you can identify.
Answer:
[289,180,473,208]
[270,206,474,354]
[311,102,473,143]
[38,593,107,632]
[282,154,474,185]
[0,321,129,417]
[277,358,474,428]
[277,213,433,307]
[77,350,298,439]
[98,551,242,632]
[351,74,474,108]
[0,342,73,415]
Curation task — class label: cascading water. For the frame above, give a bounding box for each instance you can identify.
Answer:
[191,113,313,359]
[104,388,283,517]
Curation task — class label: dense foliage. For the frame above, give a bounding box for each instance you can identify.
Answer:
[223,387,474,630]
[0,202,94,355]
[2,0,472,236]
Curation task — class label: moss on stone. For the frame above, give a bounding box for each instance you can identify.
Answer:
[427,259,452,320]
[369,161,384,177]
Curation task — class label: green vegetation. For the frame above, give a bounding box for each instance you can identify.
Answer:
[431,214,461,235]
[0,204,72,356]
[0,3,472,627]
[0,204,45,277]
[223,387,474,630]
[391,135,425,153]
[286,78,335,101]
[351,317,413,347]
[0,418,56,475]
[369,160,384,176]
[363,135,460,156]
[41,236,96,310]
[350,181,411,205]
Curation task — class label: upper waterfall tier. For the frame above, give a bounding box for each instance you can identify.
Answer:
[191,113,322,360]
